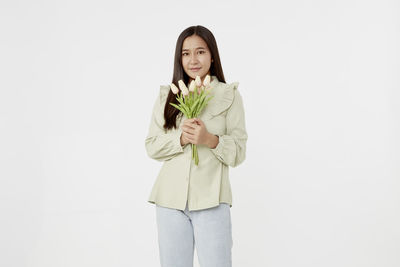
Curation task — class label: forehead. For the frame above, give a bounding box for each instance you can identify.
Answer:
[182,35,208,50]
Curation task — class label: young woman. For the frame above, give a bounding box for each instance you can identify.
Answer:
[145,25,248,267]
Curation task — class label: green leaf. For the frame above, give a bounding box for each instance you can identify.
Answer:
[175,97,189,114]
[169,103,185,115]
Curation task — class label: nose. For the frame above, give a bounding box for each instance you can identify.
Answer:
[189,53,199,64]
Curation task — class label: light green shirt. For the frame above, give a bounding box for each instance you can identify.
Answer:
[145,76,248,211]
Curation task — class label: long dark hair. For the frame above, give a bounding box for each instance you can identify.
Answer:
[163,25,226,130]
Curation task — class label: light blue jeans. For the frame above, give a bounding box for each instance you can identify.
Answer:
[155,201,233,267]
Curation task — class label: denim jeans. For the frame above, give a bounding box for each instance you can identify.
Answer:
[155,201,233,267]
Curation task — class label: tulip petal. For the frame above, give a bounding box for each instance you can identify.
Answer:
[195,75,202,87]
[170,83,179,94]
[178,80,189,96]
[189,80,195,92]
[203,75,210,87]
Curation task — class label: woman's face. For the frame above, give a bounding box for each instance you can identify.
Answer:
[181,35,212,82]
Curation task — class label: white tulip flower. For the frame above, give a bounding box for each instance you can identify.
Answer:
[203,75,210,87]
[189,80,196,92]
[178,80,189,96]
[170,83,179,94]
[195,75,202,87]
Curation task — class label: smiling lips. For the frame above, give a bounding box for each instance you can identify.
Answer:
[190,68,201,72]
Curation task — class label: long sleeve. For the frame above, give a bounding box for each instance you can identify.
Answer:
[210,88,248,167]
[145,86,185,161]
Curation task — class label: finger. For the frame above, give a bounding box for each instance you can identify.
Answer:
[182,122,196,129]
[186,135,196,143]
[191,119,201,126]
[184,118,197,123]
[193,118,202,125]
[182,125,196,133]
[190,123,200,130]
[183,133,195,143]
[185,130,196,137]
[192,119,201,126]
[182,122,195,128]
[182,129,196,137]
[186,118,199,124]
[182,134,190,143]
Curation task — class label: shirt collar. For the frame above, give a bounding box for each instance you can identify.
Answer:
[210,75,219,87]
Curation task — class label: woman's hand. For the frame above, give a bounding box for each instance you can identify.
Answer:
[180,118,218,148]
[179,121,191,146]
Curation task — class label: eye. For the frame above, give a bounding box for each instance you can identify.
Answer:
[198,50,205,54]
[182,52,189,56]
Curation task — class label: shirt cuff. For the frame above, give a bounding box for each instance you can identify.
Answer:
[210,134,223,155]
[175,128,185,152]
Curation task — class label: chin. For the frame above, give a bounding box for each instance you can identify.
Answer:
[190,73,205,79]
[186,70,203,78]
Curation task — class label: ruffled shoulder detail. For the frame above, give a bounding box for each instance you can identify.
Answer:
[159,84,171,105]
[204,81,239,118]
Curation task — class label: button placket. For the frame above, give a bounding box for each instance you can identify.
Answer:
[185,153,193,210]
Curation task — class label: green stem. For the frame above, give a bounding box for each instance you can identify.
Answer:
[191,144,199,165]
[194,145,199,165]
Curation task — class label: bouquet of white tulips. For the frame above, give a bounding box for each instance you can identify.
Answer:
[169,74,214,165]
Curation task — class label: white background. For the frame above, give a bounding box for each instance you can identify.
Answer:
[1,0,399,266]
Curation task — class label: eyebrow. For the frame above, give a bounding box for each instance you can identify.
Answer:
[182,47,207,51]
